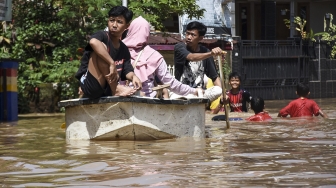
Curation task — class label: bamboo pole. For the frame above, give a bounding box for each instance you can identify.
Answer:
[217,53,230,129]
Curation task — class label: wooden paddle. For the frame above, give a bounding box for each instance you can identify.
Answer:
[217,53,230,129]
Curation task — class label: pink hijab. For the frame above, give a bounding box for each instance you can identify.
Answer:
[122,16,163,82]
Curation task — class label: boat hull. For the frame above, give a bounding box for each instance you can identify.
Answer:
[59,97,208,140]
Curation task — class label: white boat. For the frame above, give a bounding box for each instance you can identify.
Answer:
[58,96,208,140]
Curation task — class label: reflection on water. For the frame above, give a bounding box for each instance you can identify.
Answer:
[0,99,336,187]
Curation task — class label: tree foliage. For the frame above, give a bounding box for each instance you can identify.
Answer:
[284,16,315,41]
[0,21,14,58]
[284,15,336,59]
[315,13,336,59]
[129,0,204,30]
[8,0,204,113]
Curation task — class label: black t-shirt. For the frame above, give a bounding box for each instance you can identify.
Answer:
[75,30,133,81]
[174,42,219,88]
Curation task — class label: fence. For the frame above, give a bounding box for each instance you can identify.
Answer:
[240,40,302,57]
[167,64,175,77]
[164,39,325,100]
[234,39,310,100]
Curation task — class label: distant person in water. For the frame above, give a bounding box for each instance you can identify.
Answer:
[246,96,272,121]
[278,83,328,118]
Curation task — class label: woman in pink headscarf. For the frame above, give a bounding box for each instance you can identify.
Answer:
[122,16,202,98]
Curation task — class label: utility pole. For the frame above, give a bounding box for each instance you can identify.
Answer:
[290,1,295,38]
[318,37,321,81]
[122,0,127,7]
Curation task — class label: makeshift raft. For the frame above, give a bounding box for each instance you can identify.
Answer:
[58,96,209,140]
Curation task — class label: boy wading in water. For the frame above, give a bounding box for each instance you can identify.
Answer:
[246,96,272,121]
[278,83,328,118]
[76,6,141,99]
[222,72,252,112]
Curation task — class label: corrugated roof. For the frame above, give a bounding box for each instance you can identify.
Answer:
[148,34,182,45]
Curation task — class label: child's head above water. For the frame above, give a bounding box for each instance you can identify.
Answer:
[228,72,241,90]
[296,83,310,97]
[229,72,241,81]
[251,96,265,114]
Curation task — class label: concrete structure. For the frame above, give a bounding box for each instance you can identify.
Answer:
[58,96,208,140]
[0,0,12,21]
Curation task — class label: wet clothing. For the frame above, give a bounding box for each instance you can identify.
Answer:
[80,70,112,99]
[174,42,219,88]
[246,112,272,121]
[278,98,321,117]
[75,30,133,99]
[226,89,252,112]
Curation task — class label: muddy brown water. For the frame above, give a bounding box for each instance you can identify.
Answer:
[0,98,335,187]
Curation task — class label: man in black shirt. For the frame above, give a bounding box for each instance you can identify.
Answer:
[75,6,141,99]
[174,21,224,89]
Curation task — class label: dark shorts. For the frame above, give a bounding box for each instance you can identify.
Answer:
[80,71,111,99]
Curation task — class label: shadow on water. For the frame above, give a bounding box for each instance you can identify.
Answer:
[0,99,335,187]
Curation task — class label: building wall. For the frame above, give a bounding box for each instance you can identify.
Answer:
[234,1,336,40]
[179,0,231,37]
[309,1,336,34]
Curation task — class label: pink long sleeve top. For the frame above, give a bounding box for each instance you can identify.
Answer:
[144,58,196,97]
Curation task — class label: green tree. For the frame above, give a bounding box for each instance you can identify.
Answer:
[315,13,336,59]
[0,21,15,58]
[129,0,204,30]
[11,0,205,113]
[284,16,315,41]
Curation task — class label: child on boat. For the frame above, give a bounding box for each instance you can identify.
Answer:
[220,72,252,112]
[278,83,328,118]
[246,96,272,121]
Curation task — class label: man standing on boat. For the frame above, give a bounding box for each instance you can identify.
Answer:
[75,6,142,99]
[174,21,224,100]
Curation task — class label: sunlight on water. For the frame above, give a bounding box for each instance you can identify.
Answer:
[0,99,335,187]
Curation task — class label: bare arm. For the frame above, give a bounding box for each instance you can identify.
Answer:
[125,72,135,81]
[221,92,230,105]
[186,51,213,61]
[318,109,328,118]
[212,77,222,88]
[89,38,115,66]
[186,47,224,62]
[211,103,222,114]
[277,113,288,118]
[125,72,142,90]
[89,38,119,83]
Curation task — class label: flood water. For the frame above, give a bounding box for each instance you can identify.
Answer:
[0,98,336,187]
